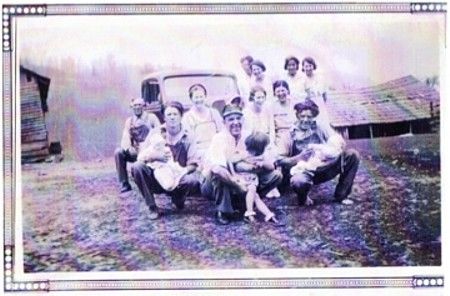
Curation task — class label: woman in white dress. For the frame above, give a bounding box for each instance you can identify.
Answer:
[301,57,330,126]
[249,60,275,103]
[238,55,254,103]
[242,85,280,198]
[182,83,223,164]
[283,56,304,100]
[270,80,299,147]
[243,85,275,144]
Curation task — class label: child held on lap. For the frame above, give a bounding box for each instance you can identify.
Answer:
[289,133,345,206]
[232,131,278,223]
[145,131,188,191]
[290,134,345,176]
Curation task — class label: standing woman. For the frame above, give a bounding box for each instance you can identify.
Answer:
[249,60,274,103]
[283,56,303,100]
[243,85,275,145]
[239,55,254,101]
[243,86,281,198]
[270,80,298,147]
[301,57,330,125]
[182,83,223,163]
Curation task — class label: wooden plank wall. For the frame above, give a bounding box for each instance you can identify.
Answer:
[20,72,49,162]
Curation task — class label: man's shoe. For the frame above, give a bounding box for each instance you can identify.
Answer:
[148,207,160,220]
[266,188,281,198]
[172,197,185,210]
[120,183,132,193]
[267,216,286,227]
[216,211,230,225]
[305,196,314,206]
[243,215,256,224]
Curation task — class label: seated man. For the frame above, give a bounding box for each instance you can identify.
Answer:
[276,100,359,205]
[201,102,282,225]
[114,98,160,193]
[131,101,202,220]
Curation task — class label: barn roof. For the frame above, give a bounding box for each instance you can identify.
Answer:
[327,75,440,127]
[20,66,51,112]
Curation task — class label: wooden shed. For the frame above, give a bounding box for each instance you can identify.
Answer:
[327,75,440,139]
[20,66,51,162]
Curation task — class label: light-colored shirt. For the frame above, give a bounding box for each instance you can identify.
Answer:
[242,105,275,145]
[249,74,275,103]
[283,73,305,101]
[204,129,250,172]
[301,73,330,128]
[120,112,160,152]
[238,73,252,105]
[277,120,340,158]
[303,73,327,99]
[270,97,299,145]
[182,107,223,155]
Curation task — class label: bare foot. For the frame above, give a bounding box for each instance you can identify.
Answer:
[305,196,314,206]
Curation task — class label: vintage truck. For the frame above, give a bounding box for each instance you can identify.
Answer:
[141,70,241,121]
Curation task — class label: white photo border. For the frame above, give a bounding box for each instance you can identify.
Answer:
[2,2,447,293]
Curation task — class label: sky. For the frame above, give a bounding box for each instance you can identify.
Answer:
[17,12,445,89]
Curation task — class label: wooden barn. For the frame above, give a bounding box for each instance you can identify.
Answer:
[327,75,440,139]
[20,66,51,163]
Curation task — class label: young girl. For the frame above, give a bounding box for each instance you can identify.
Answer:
[231,131,281,224]
[243,86,280,198]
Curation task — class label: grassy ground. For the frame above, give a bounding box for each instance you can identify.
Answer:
[21,134,440,272]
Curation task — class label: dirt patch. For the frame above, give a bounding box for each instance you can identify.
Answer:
[21,134,441,272]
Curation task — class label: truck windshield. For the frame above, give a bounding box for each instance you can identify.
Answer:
[163,75,238,106]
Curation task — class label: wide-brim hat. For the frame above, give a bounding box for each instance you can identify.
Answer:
[130,97,145,107]
[293,100,320,118]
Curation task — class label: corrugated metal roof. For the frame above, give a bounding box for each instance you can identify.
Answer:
[328,75,440,127]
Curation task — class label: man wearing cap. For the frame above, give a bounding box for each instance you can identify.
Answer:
[201,102,282,225]
[114,98,160,193]
[276,100,359,205]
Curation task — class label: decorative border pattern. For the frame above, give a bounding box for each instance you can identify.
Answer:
[1,2,446,292]
[410,2,447,12]
[45,277,426,290]
[2,5,47,52]
[413,276,445,288]
[45,3,413,15]
[2,52,12,245]
[4,246,49,292]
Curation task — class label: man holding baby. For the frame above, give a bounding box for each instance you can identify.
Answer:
[201,101,283,225]
[276,100,360,206]
[131,101,202,220]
